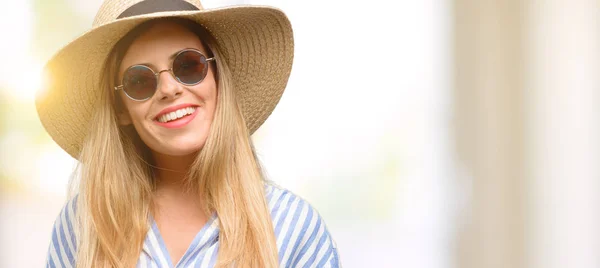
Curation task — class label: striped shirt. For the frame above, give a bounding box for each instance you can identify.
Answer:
[45,182,341,267]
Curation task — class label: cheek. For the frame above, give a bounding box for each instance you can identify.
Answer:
[129,106,147,122]
[121,94,144,118]
[121,103,152,134]
[204,76,218,110]
[190,76,218,113]
[204,89,218,122]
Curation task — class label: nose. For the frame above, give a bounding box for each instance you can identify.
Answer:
[154,69,183,101]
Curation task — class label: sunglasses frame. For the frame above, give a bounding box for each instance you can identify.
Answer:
[114,48,215,101]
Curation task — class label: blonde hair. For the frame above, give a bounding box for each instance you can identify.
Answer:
[70,18,279,267]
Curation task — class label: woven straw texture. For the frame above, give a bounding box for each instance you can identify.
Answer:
[35,0,294,159]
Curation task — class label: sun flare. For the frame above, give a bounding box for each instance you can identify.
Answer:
[1,58,45,102]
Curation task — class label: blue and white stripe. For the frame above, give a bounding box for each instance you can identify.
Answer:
[45,182,341,267]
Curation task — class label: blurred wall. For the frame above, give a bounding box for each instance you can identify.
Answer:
[454,1,600,268]
[526,1,600,267]
[454,1,526,267]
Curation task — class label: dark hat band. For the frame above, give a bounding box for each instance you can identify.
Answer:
[118,0,199,19]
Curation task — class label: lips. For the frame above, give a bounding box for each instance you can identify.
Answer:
[152,105,199,129]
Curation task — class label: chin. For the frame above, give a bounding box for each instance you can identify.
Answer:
[138,128,210,157]
[157,141,206,156]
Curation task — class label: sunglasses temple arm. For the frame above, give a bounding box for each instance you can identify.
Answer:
[114,85,123,91]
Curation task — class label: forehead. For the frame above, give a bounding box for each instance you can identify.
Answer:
[120,21,208,69]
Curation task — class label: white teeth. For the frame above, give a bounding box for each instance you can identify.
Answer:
[157,107,196,123]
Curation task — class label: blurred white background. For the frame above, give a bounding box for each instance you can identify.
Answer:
[0,0,598,268]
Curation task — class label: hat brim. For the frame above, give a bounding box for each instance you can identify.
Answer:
[36,6,294,159]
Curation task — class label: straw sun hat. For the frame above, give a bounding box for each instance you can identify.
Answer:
[35,0,294,159]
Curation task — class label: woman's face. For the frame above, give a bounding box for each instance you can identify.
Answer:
[117,21,217,156]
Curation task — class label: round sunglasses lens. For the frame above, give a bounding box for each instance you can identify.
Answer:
[173,50,208,85]
[123,66,156,100]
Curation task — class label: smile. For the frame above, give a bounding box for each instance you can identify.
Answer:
[153,104,200,129]
[156,107,196,123]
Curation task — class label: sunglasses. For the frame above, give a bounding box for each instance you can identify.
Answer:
[114,48,215,101]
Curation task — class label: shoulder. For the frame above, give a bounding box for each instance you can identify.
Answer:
[46,195,78,268]
[264,182,341,268]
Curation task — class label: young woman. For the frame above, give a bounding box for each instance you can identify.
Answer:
[39,0,340,267]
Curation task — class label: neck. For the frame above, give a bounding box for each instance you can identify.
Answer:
[151,150,197,192]
[149,150,207,220]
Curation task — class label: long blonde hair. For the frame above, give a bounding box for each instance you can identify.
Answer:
[70,18,279,267]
